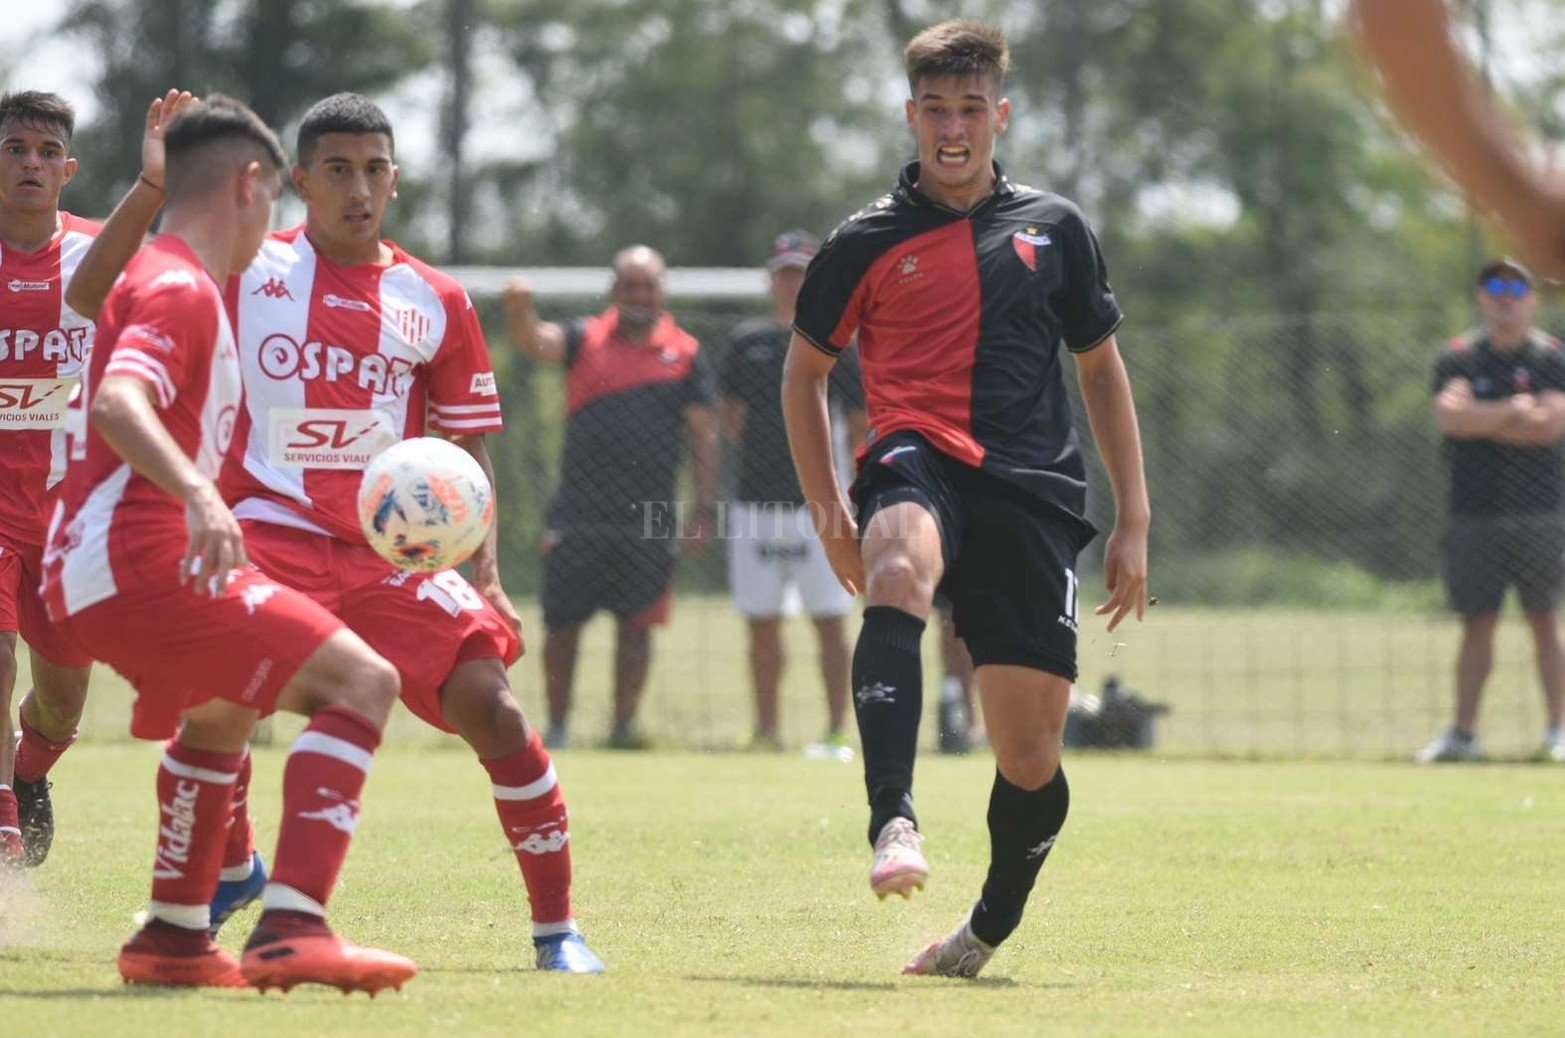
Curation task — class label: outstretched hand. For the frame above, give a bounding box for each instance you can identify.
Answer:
[1095,522,1149,632]
[142,89,195,191]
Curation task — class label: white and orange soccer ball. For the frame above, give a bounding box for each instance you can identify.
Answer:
[357,437,494,572]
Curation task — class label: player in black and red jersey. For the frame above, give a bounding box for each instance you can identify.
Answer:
[783,20,1151,977]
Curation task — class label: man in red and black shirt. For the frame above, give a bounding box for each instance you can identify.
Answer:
[503,247,717,750]
[784,20,1150,978]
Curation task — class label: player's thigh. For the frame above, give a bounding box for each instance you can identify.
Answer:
[339,567,519,731]
[274,626,401,728]
[851,434,960,584]
[947,484,1092,680]
[17,541,93,680]
[0,542,23,648]
[1444,519,1506,616]
[541,529,608,629]
[729,504,791,618]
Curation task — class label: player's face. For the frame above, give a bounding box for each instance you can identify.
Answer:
[768,265,806,313]
[612,263,666,331]
[0,120,75,215]
[1476,277,1539,338]
[905,75,1009,196]
[234,163,284,273]
[293,132,398,253]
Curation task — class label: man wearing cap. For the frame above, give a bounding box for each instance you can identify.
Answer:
[1421,258,1565,763]
[718,231,866,757]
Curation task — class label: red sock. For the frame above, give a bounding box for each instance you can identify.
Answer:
[483,730,573,929]
[148,742,244,930]
[0,787,21,861]
[15,714,76,784]
[264,707,380,916]
[221,748,255,875]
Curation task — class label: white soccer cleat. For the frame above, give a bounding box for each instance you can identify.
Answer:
[1541,730,1565,763]
[903,915,994,978]
[870,817,928,900]
[1415,730,1482,764]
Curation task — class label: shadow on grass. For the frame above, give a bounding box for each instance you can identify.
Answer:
[686,972,1034,991]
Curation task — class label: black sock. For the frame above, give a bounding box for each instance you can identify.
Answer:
[969,765,1070,947]
[852,606,926,845]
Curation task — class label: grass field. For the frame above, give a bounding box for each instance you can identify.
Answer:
[25,596,1560,759]
[2,746,1562,1037]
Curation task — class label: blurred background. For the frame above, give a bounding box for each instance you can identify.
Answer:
[9,0,1565,756]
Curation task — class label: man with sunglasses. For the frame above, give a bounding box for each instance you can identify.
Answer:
[1422,258,1565,763]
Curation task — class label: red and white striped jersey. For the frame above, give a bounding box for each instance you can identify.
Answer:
[221,226,503,543]
[0,211,101,548]
[42,235,242,618]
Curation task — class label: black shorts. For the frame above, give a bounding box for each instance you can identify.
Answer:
[1443,514,1565,616]
[851,433,1098,679]
[540,527,678,629]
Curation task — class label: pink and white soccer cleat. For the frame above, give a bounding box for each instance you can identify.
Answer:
[903,915,994,978]
[870,817,928,900]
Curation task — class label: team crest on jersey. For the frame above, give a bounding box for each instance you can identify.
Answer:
[1012,227,1052,272]
[396,306,431,345]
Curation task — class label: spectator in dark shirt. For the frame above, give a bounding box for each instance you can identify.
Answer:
[1420,258,1565,763]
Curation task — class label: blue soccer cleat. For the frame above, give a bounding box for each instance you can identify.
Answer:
[209,850,267,935]
[533,932,606,974]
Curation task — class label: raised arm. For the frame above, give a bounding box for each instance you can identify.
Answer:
[1352,0,1565,275]
[65,90,192,320]
[783,334,861,594]
[499,278,568,365]
[1073,335,1150,631]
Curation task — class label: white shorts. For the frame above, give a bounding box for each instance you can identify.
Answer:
[727,503,853,619]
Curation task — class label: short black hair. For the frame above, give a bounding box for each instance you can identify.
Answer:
[296,92,395,166]
[0,91,75,143]
[164,95,287,200]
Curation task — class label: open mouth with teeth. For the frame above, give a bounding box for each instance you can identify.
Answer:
[935,146,970,168]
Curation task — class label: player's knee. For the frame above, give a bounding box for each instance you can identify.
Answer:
[996,744,1061,791]
[341,653,400,724]
[865,555,934,611]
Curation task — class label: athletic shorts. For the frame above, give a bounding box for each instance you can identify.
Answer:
[242,521,521,733]
[1443,514,1565,616]
[851,432,1098,679]
[0,532,92,668]
[540,526,676,630]
[727,502,853,619]
[52,540,341,741]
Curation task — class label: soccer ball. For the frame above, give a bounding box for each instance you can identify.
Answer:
[358,437,494,572]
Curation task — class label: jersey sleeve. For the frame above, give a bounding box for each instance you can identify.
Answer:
[1431,350,1463,394]
[829,344,866,410]
[426,289,504,436]
[1536,343,1565,393]
[101,277,216,410]
[1057,206,1125,353]
[793,219,877,358]
[684,346,716,409]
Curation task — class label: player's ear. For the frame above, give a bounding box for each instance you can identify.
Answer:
[236,159,262,206]
[996,97,1011,135]
[905,97,917,131]
[61,156,78,185]
[290,162,310,201]
[389,163,400,201]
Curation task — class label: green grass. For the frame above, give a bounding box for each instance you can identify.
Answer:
[2,746,1562,1036]
[26,596,1559,759]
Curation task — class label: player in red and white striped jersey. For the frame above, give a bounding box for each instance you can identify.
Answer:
[45,95,415,993]
[69,92,603,973]
[0,90,102,868]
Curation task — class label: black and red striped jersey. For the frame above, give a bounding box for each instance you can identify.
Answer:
[793,162,1122,518]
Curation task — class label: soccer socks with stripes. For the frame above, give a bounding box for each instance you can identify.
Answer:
[220,747,255,880]
[263,706,380,917]
[852,606,926,845]
[0,786,22,861]
[147,743,244,931]
[969,765,1070,947]
[483,730,574,934]
[15,714,75,784]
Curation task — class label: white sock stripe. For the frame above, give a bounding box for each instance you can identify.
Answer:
[147,901,211,930]
[0,826,20,836]
[291,731,373,772]
[160,756,239,784]
[492,763,557,801]
[0,784,11,793]
[261,882,325,917]
[531,919,579,938]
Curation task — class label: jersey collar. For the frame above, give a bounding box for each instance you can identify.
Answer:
[896,161,1015,214]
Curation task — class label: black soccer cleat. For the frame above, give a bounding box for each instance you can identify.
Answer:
[15,777,53,868]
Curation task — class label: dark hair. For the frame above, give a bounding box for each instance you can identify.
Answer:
[296,92,394,166]
[163,95,287,199]
[904,20,1011,94]
[0,91,76,142]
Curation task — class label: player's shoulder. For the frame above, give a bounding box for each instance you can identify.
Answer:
[58,211,104,239]
[1526,328,1563,353]
[387,241,469,305]
[1003,181,1093,231]
[820,191,905,252]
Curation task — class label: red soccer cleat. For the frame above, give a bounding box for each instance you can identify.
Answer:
[241,911,417,996]
[118,920,249,988]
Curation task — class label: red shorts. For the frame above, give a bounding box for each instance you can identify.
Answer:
[55,541,343,741]
[0,532,93,668]
[241,522,521,733]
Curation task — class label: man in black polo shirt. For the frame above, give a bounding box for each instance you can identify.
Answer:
[783,20,1150,977]
[1419,258,1565,764]
[502,246,717,750]
[719,230,865,757]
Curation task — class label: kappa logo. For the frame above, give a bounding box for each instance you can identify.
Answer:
[323,292,373,313]
[251,277,293,300]
[297,787,361,834]
[855,681,897,707]
[240,582,279,615]
[121,323,176,354]
[511,821,570,856]
[1012,226,1053,272]
[7,278,50,293]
